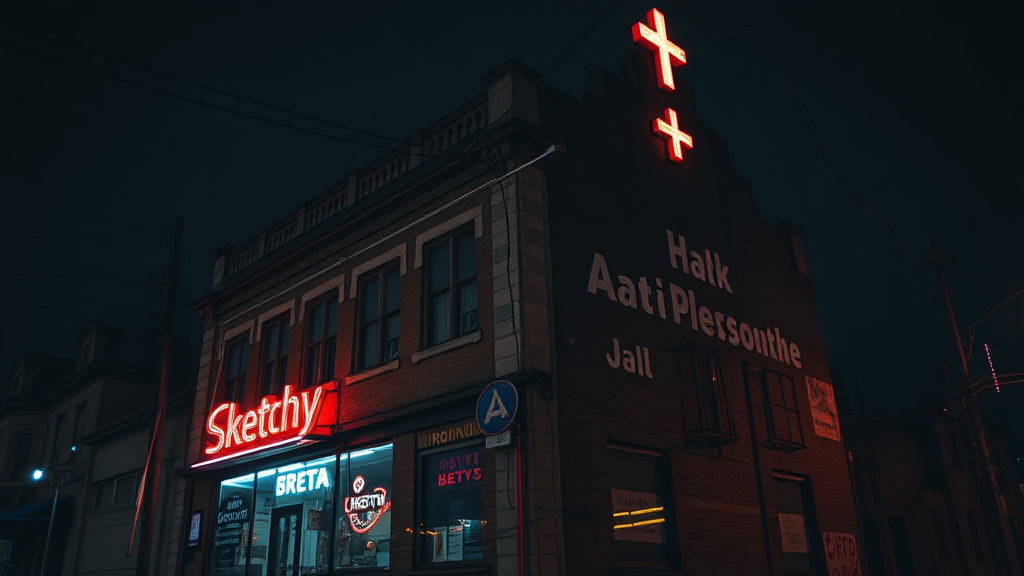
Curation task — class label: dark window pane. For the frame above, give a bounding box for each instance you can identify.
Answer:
[429,244,450,292]
[459,282,478,335]
[266,326,279,359]
[324,337,336,382]
[113,474,136,507]
[94,480,114,511]
[430,293,451,344]
[385,269,400,312]
[456,234,475,280]
[326,297,338,336]
[385,315,400,360]
[361,278,380,321]
[305,346,318,386]
[309,303,324,341]
[362,322,379,368]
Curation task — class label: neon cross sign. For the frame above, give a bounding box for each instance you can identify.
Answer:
[632,8,693,163]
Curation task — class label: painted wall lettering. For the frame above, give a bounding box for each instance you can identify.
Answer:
[585,229,804,370]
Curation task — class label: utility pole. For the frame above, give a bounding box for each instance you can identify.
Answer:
[135,217,183,576]
[928,237,1020,576]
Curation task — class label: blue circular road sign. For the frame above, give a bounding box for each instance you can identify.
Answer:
[475,380,518,435]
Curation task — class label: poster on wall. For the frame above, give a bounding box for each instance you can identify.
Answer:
[778,513,809,553]
[611,488,665,544]
[823,532,862,576]
[806,376,841,441]
[431,527,447,562]
[447,524,464,562]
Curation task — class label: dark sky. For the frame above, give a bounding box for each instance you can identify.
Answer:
[2,2,1022,452]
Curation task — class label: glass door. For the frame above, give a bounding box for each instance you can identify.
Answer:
[268,504,302,576]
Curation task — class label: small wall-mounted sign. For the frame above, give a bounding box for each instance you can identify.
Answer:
[475,380,518,436]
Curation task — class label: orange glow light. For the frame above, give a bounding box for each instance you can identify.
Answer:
[631,8,686,92]
[652,107,693,163]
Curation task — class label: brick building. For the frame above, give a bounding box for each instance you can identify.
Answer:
[179,20,862,576]
[0,323,194,576]
[845,401,1024,576]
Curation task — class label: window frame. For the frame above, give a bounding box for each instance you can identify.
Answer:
[415,439,487,568]
[10,431,33,481]
[423,227,478,348]
[679,345,736,447]
[260,314,290,397]
[354,262,402,372]
[92,470,142,513]
[760,367,805,451]
[223,335,249,405]
[304,292,339,387]
[50,413,67,464]
[607,443,678,569]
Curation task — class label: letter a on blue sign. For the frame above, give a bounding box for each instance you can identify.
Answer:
[476,380,518,435]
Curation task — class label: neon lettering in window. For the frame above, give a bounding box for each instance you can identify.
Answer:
[344,475,391,534]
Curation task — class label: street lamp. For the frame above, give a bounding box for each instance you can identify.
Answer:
[31,468,76,576]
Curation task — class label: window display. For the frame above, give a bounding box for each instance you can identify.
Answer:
[213,473,254,576]
[337,444,393,570]
[252,455,335,576]
[419,442,484,565]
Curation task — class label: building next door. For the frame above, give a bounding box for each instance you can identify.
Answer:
[268,504,302,576]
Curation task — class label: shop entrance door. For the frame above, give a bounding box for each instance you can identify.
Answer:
[268,504,302,576]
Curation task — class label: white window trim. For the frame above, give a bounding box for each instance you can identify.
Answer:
[298,274,346,322]
[256,301,295,342]
[350,244,407,300]
[414,206,483,269]
[411,329,482,364]
[218,320,254,361]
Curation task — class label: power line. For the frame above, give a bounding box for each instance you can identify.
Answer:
[0,39,395,150]
[673,1,939,264]
[0,285,157,313]
[0,20,456,159]
[0,223,173,241]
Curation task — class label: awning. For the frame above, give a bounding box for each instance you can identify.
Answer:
[0,496,73,523]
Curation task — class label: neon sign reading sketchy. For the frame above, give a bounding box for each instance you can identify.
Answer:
[632,8,693,163]
[201,384,327,464]
[344,475,391,534]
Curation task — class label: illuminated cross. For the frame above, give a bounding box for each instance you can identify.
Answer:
[631,8,686,92]
[652,108,693,163]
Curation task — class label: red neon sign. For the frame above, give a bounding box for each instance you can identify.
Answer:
[202,383,334,462]
[344,475,391,534]
[631,8,686,93]
[652,107,693,163]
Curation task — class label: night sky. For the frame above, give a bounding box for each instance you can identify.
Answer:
[2,2,1022,459]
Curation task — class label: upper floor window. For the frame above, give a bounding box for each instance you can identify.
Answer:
[224,336,249,405]
[759,368,805,451]
[10,432,32,481]
[356,264,401,371]
[425,230,477,347]
[680,345,735,447]
[261,316,290,397]
[50,414,67,464]
[93,471,141,512]
[304,294,338,386]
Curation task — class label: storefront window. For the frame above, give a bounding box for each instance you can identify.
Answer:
[252,455,336,576]
[337,443,393,570]
[419,442,484,565]
[609,444,675,567]
[213,473,254,576]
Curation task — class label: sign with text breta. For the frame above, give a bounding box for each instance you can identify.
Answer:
[475,380,518,435]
